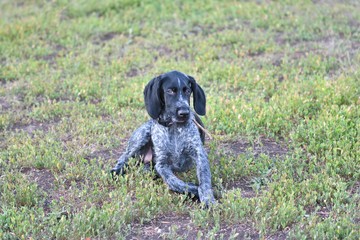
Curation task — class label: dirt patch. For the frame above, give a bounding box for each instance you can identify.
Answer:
[86,149,121,172]
[304,204,332,221]
[21,166,98,215]
[128,212,260,239]
[346,182,359,223]
[21,167,56,213]
[39,52,59,63]
[316,206,332,219]
[124,63,153,78]
[225,178,257,198]
[0,97,11,111]
[85,149,116,162]
[156,45,173,56]
[99,32,119,42]
[219,223,260,240]
[21,167,55,193]
[126,68,140,78]
[266,229,290,240]
[85,144,126,165]
[36,44,66,65]
[349,181,360,196]
[217,137,288,196]
[92,32,120,45]
[10,119,60,135]
[265,33,359,80]
[226,137,289,158]
[128,213,192,240]
[152,45,174,61]
[0,77,18,85]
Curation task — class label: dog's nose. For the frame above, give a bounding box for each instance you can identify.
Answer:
[177,108,190,119]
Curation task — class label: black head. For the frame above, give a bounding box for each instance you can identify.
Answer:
[143,70,206,125]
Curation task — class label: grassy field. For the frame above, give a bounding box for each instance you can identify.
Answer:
[1,0,359,239]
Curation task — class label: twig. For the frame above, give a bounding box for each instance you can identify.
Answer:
[192,119,213,140]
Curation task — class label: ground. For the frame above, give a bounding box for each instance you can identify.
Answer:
[0,0,359,239]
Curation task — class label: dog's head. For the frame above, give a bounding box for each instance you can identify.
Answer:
[143,70,206,126]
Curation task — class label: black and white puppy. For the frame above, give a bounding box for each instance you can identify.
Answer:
[111,70,215,206]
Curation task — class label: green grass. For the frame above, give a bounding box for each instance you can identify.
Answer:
[1,0,359,239]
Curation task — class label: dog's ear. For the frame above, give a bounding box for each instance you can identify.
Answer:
[143,75,164,119]
[188,75,206,116]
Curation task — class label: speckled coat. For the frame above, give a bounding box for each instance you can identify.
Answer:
[111,71,215,206]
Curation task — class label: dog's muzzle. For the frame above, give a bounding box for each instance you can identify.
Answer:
[176,108,190,122]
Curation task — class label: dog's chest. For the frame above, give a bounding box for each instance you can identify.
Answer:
[168,127,187,154]
[151,123,195,162]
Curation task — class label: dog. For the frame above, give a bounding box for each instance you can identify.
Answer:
[111,70,215,206]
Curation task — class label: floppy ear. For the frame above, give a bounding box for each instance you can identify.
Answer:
[143,75,164,119]
[188,75,206,116]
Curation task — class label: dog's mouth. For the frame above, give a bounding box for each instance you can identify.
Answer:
[174,115,190,124]
[176,117,189,123]
[158,113,190,127]
[165,116,189,126]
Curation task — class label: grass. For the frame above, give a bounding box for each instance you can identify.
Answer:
[0,0,359,239]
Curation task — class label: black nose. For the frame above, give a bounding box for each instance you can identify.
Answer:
[177,108,190,119]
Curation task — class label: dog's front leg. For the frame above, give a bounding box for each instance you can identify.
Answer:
[195,148,216,206]
[111,120,154,175]
[155,162,199,197]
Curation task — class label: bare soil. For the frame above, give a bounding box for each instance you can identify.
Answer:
[127,212,259,240]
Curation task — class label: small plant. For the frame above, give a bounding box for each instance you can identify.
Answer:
[0,0,358,238]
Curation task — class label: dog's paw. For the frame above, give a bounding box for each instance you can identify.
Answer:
[199,189,217,208]
[201,197,217,209]
[110,168,125,179]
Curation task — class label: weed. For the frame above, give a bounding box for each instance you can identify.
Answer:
[1,0,359,238]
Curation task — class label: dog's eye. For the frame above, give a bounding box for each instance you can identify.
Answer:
[184,88,191,95]
[166,88,177,95]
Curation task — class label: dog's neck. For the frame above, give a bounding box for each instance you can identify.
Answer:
[157,118,172,127]
[157,111,176,127]
[156,113,172,127]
